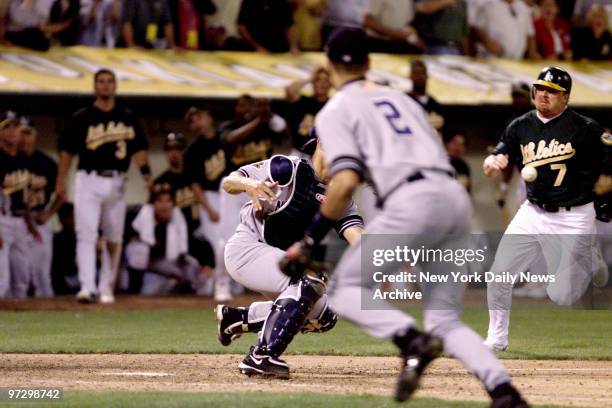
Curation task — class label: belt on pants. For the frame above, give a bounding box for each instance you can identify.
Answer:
[528,198,591,213]
[376,168,455,208]
[84,169,123,178]
[10,209,28,217]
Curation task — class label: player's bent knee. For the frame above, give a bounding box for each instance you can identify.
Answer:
[125,241,150,270]
[259,275,327,357]
[75,230,98,243]
[423,310,463,336]
[547,285,581,306]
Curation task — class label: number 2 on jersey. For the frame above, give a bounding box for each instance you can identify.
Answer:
[374,100,412,136]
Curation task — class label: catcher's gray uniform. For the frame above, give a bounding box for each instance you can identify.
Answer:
[316,79,511,391]
[225,155,363,325]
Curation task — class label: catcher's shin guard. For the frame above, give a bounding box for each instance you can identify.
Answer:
[257,274,326,357]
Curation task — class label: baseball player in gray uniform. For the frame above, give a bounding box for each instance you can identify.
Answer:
[283,29,529,407]
[217,144,363,378]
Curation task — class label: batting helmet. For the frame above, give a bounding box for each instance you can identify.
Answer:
[532,66,572,96]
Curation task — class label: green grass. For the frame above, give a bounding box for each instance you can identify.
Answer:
[0,307,610,360]
[2,391,572,408]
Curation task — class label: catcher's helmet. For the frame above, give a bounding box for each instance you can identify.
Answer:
[164,132,186,150]
[532,66,572,95]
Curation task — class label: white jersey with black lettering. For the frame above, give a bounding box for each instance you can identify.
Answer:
[315,79,452,201]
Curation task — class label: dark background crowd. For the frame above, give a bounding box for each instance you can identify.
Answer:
[0,61,491,300]
[0,0,610,60]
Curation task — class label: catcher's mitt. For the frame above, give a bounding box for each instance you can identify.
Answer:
[279,239,328,283]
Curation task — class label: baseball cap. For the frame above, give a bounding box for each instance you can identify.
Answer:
[511,82,530,97]
[149,182,175,203]
[325,28,369,65]
[164,132,186,150]
[19,116,35,130]
[0,110,19,129]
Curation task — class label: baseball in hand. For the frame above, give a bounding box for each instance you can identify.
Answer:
[521,166,538,182]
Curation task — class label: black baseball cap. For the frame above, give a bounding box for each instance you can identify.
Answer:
[0,110,19,129]
[164,132,186,150]
[325,28,369,65]
[149,182,175,203]
[19,116,35,130]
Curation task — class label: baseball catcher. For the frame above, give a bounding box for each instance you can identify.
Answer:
[216,139,363,378]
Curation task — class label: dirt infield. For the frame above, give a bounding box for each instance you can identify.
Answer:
[1,354,610,407]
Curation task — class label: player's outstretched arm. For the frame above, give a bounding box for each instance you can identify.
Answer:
[191,183,219,222]
[133,149,152,187]
[320,170,361,220]
[343,226,364,245]
[285,169,361,262]
[221,171,277,211]
[483,154,509,177]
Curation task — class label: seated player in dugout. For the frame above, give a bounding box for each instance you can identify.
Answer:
[215,137,364,379]
[124,184,208,295]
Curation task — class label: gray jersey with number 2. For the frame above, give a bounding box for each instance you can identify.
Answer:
[315,80,452,200]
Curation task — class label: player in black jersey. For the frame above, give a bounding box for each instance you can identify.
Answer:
[56,69,151,304]
[184,106,230,301]
[284,66,331,156]
[18,117,64,297]
[154,132,215,280]
[483,66,612,351]
[0,111,39,298]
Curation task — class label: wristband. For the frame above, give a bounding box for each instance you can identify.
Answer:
[139,164,151,177]
[305,211,335,245]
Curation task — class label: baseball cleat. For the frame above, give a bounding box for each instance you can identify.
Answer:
[215,304,245,346]
[484,338,509,352]
[489,382,530,408]
[395,332,443,402]
[238,347,290,379]
[99,293,115,304]
[76,289,96,304]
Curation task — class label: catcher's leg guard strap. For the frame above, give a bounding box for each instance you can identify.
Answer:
[258,275,326,357]
[301,303,338,334]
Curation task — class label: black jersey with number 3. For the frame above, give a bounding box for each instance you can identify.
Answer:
[59,105,148,172]
[495,109,611,206]
[26,150,57,212]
